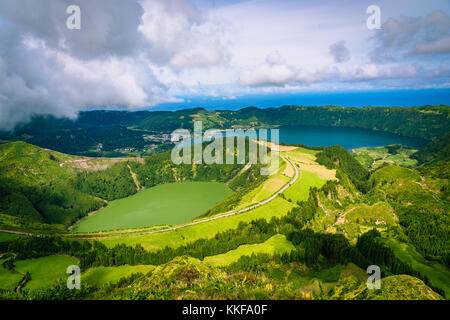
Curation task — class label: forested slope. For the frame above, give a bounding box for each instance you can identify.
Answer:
[0,130,448,300]
[1,105,448,156]
[0,140,264,230]
[0,142,104,227]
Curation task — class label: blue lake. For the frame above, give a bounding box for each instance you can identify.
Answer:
[176,125,428,152]
[276,126,428,151]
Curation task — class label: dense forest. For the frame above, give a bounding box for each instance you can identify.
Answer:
[315,145,372,192]
[0,142,104,227]
[75,162,138,201]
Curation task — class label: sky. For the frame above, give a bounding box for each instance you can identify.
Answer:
[0,0,449,129]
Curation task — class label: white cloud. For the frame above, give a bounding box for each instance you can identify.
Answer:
[265,51,285,66]
[170,47,224,70]
[0,0,449,130]
[0,0,226,130]
[371,10,450,61]
[239,52,297,87]
[329,41,351,63]
[410,36,450,56]
[139,0,227,70]
[222,95,237,100]
[340,64,419,82]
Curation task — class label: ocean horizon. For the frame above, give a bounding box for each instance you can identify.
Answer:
[149,88,450,112]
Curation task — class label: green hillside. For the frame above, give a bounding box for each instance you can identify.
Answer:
[330,274,442,300]
[204,234,295,266]
[0,130,448,301]
[0,140,263,231]
[15,255,79,291]
[82,265,155,287]
[0,142,104,226]
[353,145,419,169]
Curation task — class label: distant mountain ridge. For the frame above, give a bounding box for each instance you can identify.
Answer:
[1,105,448,157]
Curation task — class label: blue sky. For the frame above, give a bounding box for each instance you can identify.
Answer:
[152,89,450,111]
[158,0,450,98]
[0,0,449,129]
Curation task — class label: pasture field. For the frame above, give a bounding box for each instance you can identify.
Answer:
[0,259,22,291]
[203,234,295,266]
[318,202,398,241]
[14,255,79,291]
[264,262,355,297]
[353,146,418,169]
[97,152,318,251]
[235,159,290,209]
[82,265,155,287]
[384,238,450,298]
[72,182,233,233]
[283,170,326,203]
[285,148,336,181]
[0,232,22,242]
[285,147,319,156]
[99,197,295,250]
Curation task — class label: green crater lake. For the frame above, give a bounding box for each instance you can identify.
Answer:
[72,181,233,233]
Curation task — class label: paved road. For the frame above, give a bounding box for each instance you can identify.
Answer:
[0,229,37,237]
[75,155,300,239]
[0,156,300,240]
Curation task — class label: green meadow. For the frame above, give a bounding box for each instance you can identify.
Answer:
[82,265,155,287]
[0,259,22,291]
[384,238,450,298]
[99,197,295,250]
[353,146,418,169]
[15,255,79,291]
[204,234,295,266]
[72,182,233,233]
[283,170,326,203]
[0,232,22,243]
[97,155,318,250]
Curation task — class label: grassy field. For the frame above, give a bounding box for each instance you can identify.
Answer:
[99,196,295,250]
[236,150,328,209]
[283,170,326,203]
[322,202,398,240]
[15,255,79,291]
[353,146,418,169]
[82,265,155,287]
[95,154,297,250]
[72,182,233,233]
[204,234,295,266]
[384,238,450,298]
[0,259,22,291]
[285,147,319,156]
[0,232,22,243]
[96,150,330,251]
[285,148,336,181]
[235,160,290,209]
[264,262,367,297]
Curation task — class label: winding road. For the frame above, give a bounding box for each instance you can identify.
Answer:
[0,229,37,237]
[75,155,300,239]
[0,155,300,240]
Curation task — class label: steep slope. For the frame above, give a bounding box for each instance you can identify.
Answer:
[330,274,442,300]
[0,141,265,231]
[413,132,450,164]
[0,142,104,227]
